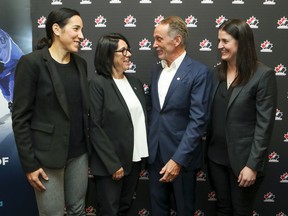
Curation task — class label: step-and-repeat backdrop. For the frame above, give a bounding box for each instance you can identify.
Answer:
[1,0,288,215]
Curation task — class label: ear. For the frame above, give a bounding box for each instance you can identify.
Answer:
[52,23,61,36]
[174,35,182,47]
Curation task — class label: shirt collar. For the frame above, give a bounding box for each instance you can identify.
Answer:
[161,51,186,69]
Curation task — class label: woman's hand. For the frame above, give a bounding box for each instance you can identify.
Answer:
[112,167,124,181]
[238,166,257,187]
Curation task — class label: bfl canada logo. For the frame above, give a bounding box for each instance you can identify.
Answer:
[80,0,92,4]
[0,157,9,165]
[263,0,276,5]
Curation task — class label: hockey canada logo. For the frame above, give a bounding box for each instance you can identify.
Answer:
[154,15,164,27]
[124,15,136,27]
[37,16,46,28]
[170,0,182,4]
[268,151,280,162]
[260,40,273,52]
[86,206,96,216]
[80,39,92,50]
[277,17,288,29]
[201,0,213,4]
[194,209,205,216]
[263,0,276,5]
[139,38,151,50]
[280,172,288,183]
[275,108,283,120]
[275,64,287,76]
[125,61,136,73]
[284,132,288,142]
[263,192,275,202]
[80,0,92,4]
[140,0,152,3]
[185,15,198,28]
[110,0,121,3]
[51,0,62,5]
[199,39,212,51]
[276,212,287,216]
[138,208,149,216]
[215,15,227,28]
[208,191,217,201]
[247,16,259,29]
[232,0,244,4]
[252,211,260,216]
[95,15,107,27]
[139,169,149,180]
[196,170,207,181]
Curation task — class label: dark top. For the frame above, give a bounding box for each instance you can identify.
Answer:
[55,59,86,158]
[208,81,233,166]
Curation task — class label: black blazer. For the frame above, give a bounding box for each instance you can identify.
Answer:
[12,47,89,173]
[89,73,147,176]
[207,62,277,176]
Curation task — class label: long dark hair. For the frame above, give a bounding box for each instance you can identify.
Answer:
[94,33,130,78]
[218,19,258,85]
[36,8,80,50]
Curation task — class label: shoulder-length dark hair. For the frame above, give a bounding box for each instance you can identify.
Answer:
[94,33,130,78]
[218,19,258,85]
[36,8,80,50]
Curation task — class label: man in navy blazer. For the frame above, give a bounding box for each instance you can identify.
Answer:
[148,16,211,215]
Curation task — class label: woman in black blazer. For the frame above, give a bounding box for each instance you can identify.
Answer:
[89,33,149,216]
[206,19,277,215]
[12,8,89,216]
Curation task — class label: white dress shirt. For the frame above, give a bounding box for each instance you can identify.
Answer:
[113,76,149,162]
[158,51,186,108]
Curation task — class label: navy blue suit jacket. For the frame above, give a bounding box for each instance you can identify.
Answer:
[148,55,211,170]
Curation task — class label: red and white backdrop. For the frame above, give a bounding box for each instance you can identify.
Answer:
[1,0,288,215]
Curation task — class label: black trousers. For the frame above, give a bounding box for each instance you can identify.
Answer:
[207,160,263,216]
[94,162,141,216]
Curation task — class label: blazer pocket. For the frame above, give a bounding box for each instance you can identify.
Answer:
[31,121,54,151]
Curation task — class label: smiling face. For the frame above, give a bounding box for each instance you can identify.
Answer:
[153,23,179,65]
[112,39,131,74]
[56,15,84,53]
[218,29,238,65]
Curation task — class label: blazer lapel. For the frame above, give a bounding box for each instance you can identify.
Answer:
[111,78,132,122]
[227,85,244,110]
[161,55,190,110]
[151,63,162,112]
[73,54,88,113]
[42,48,70,118]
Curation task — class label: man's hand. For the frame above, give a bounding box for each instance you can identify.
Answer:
[26,168,49,192]
[238,166,257,187]
[159,159,181,183]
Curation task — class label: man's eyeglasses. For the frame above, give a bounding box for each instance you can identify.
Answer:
[115,48,131,56]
